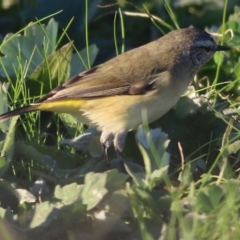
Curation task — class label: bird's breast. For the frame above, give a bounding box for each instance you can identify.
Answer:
[81,77,189,134]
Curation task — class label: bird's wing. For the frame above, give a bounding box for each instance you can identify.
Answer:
[36,63,162,103]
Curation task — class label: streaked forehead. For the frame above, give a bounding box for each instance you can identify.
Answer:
[194,38,216,47]
[170,28,214,41]
[184,29,216,46]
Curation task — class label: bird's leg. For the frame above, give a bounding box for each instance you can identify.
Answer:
[102,144,110,169]
[115,148,126,173]
[100,132,113,169]
[114,130,128,172]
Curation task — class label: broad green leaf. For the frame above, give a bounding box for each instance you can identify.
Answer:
[213,51,225,65]
[157,195,172,211]
[136,127,170,173]
[0,19,58,77]
[81,172,109,210]
[0,113,18,176]
[178,164,193,188]
[20,201,60,230]
[233,62,240,78]
[136,141,152,178]
[58,113,82,138]
[75,157,103,176]
[59,127,100,151]
[204,185,223,207]
[108,190,131,216]
[88,135,103,158]
[227,140,240,154]
[0,179,19,210]
[0,83,11,175]
[45,18,58,53]
[124,162,147,187]
[191,159,206,172]
[129,186,163,220]
[54,182,83,206]
[221,179,240,201]
[0,206,14,224]
[30,42,73,89]
[105,169,128,191]
[196,191,212,213]
[70,44,99,77]
[0,157,7,171]
[149,166,169,188]
[1,116,18,156]
[175,86,208,119]
[221,8,240,47]
[13,141,45,166]
[182,212,206,237]
[21,0,103,33]
[15,189,36,204]
[0,82,10,133]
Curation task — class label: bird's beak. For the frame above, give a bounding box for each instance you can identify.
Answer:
[215,45,231,51]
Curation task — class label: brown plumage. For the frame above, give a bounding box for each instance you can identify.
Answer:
[0,28,230,168]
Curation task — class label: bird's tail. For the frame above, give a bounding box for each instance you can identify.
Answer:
[0,99,87,122]
[0,105,36,122]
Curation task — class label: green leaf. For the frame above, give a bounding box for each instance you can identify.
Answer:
[226,140,240,155]
[81,170,127,211]
[15,189,36,204]
[129,186,164,219]
[233,62,240,79]
[59,127,100,151]
[178,164,193,188]
[0,157,7,171]
[20,201,60,230]
[193,185,224,214]
[0,83,15,161]
[213,51,225,65]
[196,191,212,213]
[0,107,18,176]
[1,116,18,155]
[157,195,172,211]
[136,127,170,174]
[221,8,240,47]
[108,190,132,216]
[149,166,169,188]
[81,172,108,210]
[30,42,73,89]
[75,157,103,176]
[58,113,81,138]
[175,86,208,119]
[54,182,83,206]
[124,162,147,187]
[14,141,45,166]
[205,185,223,207]
[45,18,58,52]
[0,19,58,77]
[0,82,10,133]
[182,212,205,237]
[70,44,99,77]
[88,135,103,158]
[136,141,152,178]
[105,169,128,191]
[0,206,14,223]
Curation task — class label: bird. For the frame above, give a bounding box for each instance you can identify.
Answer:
[0,28,230,168]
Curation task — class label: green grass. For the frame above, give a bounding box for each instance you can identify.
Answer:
[0,1,240,239]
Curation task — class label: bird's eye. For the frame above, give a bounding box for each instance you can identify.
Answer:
[204,47,212,53]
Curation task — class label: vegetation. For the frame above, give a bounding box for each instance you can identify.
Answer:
[0,0,240,239]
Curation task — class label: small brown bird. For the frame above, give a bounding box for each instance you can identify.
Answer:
[0,28,229,167]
